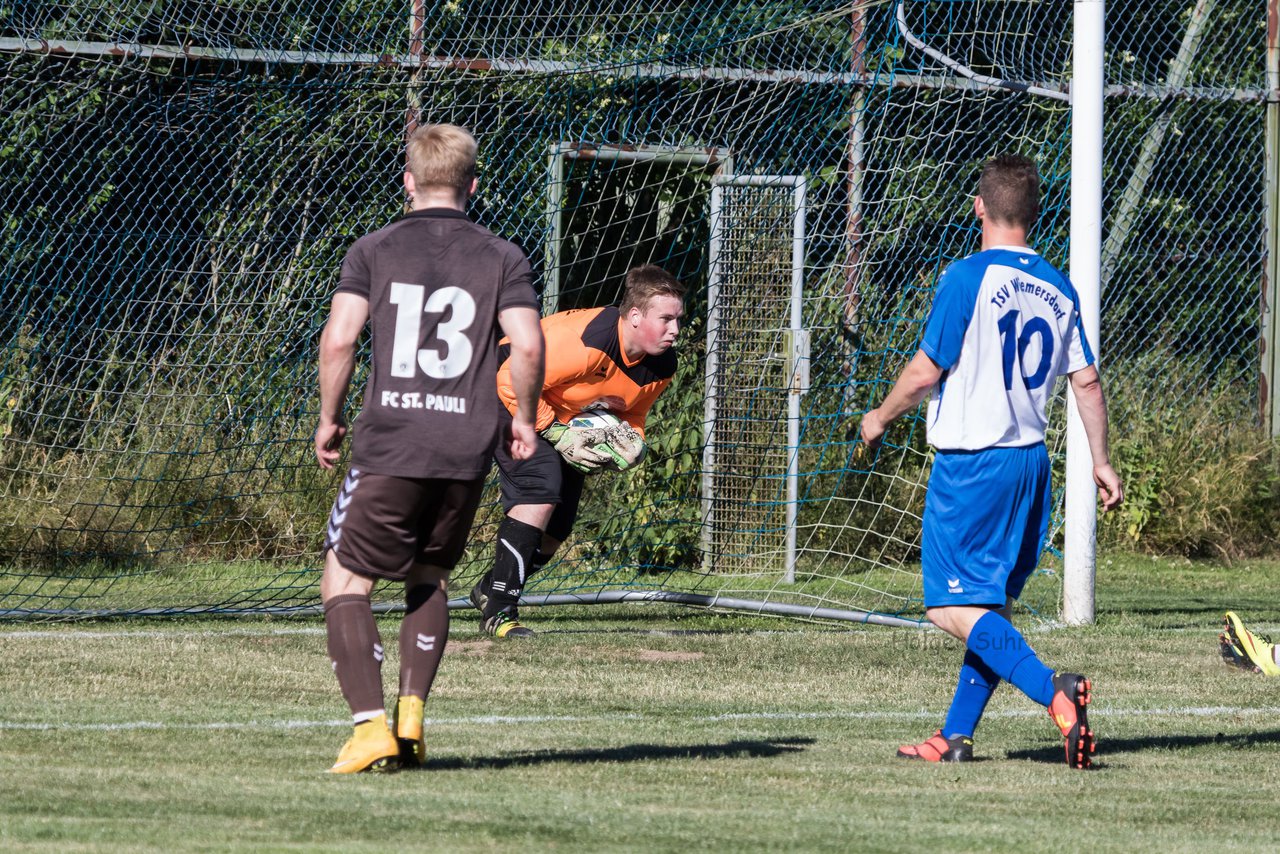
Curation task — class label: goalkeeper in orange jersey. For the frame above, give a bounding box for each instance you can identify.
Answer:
[471,264,686,638]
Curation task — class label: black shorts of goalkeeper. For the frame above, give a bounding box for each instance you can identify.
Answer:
[493,430,585,544]
[322,470,485,581]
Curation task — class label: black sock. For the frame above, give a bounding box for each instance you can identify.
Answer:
[487,517,543,618]
[530,550,552,577]
[478,550,550,600]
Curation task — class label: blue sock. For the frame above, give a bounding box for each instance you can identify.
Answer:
[966,611,1054,707]
[942,651,1001,738]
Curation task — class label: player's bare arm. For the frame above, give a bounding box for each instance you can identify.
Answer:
[861,349,944,450]
[315,292,369,470]
[1068,365,1124,512]
[498,305,545,461]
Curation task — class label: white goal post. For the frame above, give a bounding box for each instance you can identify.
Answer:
[1063,0,1106,625]
[701,174,808,584]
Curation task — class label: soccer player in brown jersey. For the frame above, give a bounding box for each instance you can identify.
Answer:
[314,123,544,772]
[470,264,685,637]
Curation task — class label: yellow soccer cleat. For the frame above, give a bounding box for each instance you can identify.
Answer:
[328,713,399,774]
[394,695,426,769]
[1223,612,1280,676]
[482,611,535,639]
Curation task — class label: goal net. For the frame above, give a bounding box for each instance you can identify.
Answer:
[0,1,1265,621]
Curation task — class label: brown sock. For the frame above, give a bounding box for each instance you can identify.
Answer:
[324,594,385,716]
[398,583,449,701]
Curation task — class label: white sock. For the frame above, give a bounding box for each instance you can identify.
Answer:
[352,709,385,724]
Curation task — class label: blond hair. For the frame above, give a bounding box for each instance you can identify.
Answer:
[406,123,478,195]
[621,265,685,314]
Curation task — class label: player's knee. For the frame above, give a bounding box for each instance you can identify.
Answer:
[321,552,376,603]
[510,503,555,530]
[407,563,449,588]
[925,607,965,640]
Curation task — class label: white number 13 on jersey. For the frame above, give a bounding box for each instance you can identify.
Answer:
[389,283,476,379]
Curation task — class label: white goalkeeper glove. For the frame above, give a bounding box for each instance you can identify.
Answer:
[599,422,647,471]
[540,422,612,473]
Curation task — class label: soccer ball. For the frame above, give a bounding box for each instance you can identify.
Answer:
[568,410,621,430]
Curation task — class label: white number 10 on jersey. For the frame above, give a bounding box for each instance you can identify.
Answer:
[388,282,476,379]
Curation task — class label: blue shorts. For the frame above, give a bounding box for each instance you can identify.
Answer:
[921,443,1051,608]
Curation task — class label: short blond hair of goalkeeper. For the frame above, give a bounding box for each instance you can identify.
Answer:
[405,123,477,198]
[620,264,686,315]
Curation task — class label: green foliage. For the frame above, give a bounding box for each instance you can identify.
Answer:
[1099,348,1280,559]
[1101,98,1261,381]
[0,333,332,568]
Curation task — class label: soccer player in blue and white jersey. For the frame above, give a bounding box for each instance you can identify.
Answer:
[860,154,1123,769]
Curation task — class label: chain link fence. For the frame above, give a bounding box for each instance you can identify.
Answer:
[0,0,1270,618]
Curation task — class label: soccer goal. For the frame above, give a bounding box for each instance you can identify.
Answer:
[0,1,1265,623]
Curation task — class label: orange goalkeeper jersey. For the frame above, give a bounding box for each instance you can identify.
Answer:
[496,305,677,437]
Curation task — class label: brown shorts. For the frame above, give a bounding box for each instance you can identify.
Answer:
[322,468,485,581]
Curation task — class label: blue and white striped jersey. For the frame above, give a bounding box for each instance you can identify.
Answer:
[919,246,1094,450]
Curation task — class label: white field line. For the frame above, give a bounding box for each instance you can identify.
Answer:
[4,705,1280,733]
[3,625,1268,641]
[0,628,330,639]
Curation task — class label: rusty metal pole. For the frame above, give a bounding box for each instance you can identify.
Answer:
[1263,0,1280,434]
[843,3,868,416]
[403,0,425,214]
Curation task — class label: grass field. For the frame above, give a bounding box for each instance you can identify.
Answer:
[2,555,1280,852]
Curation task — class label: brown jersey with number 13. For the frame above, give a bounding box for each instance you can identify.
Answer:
[335,208,539,478]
